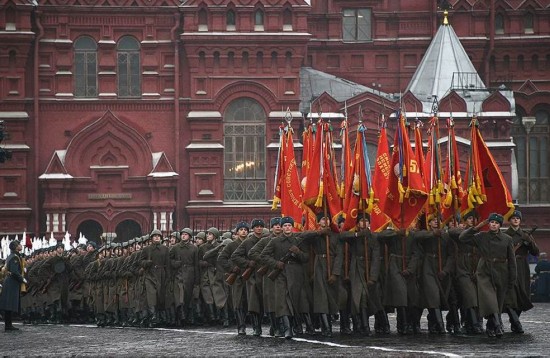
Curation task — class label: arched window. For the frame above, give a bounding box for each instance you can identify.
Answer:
[74,36,98,97]
[524,12,534,33]
[270,51,278,69]
[495,13,504,34]
[513,109,550,204]
[503,55,510,71]
[223,98,266,201]
[517,55,524,71]
[214,51,220,69]
[199,8,208,31]
[256,51,263,69]
[117,36,141,98]
[532,54,539,71]
[283,8,292,31]
[254,9,264,31]
[226,9,236,31]
[228,51,234,67]
[242,51,249,69]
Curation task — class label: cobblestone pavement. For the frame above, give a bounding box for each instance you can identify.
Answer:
[1,303,550,357]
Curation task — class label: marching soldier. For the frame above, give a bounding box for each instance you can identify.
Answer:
[218,221,249,335]
[203,235,232,327]
[503,210,539,333]
[378,227,421,335]
[261,216,311,339]
[248,217,283,337]
[448,212,483,334]
[140,229,170,328]
[198,227,220,324]
[414,215,455,334]
[459,213,517,338]
[171,228,199,326]
[339,213,381,336]
[39,242,71,324]
[300,213,344,337]
[231,219,265,336]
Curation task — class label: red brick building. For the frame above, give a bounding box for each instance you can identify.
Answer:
[0,0,548,248]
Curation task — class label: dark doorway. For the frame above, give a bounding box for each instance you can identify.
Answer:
[115,219,142,242]
[76,220,103,244]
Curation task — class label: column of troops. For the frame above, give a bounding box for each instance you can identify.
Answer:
[16,209,538,339]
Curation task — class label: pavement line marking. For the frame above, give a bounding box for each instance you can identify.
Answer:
[154,327,462,357]
[521,320,549,324]
[57,324,462,357]
[292,337,462,357]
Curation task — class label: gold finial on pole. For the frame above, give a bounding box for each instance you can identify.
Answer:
[443,10,449,25]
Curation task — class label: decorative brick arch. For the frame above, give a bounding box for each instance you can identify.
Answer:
[65,110,153,177]
[68,211,108,235]
[214,81,278,112]
[111,211,149,233]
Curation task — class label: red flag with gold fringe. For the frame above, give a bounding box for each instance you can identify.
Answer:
[272,123,304,230]
[370,125,392,232]
[384,113,428,229]
[463,117,515,221]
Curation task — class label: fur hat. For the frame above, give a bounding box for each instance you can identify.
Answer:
[250,219,265,228]
[270,217,282,227]
[280,216,294,226]
[488,213,504,225]
[235,221,250,232]
[510,210,522,220]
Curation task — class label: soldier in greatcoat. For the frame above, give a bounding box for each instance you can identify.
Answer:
[339,213,381,336]
[261,216,312,339]
[503,210,539,333]
[231,219,265,336]
[170,227,199,326]
[0,240,26,331]
[299,213,344,338]
[459,213,517,338]
[139,229,170,327]
[218,221,249,335]
[249,217,283,336]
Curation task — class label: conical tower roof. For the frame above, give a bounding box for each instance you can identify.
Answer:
[406,12,486,113]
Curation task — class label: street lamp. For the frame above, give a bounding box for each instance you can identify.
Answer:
[522,116,536,203]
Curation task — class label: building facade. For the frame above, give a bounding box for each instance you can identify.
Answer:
[0,0,548,248]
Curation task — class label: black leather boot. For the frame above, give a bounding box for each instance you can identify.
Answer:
[320,313,333,337]
[207,305,216,324]
[396,307,408,335]
[251,312,262,336]
[302,313,316,335]
[236,309,246,335]
[352,314,362,334]
[282,316,293,339]
[378,310,391,334]
[221,306,229,328]
[293,314,303,335]
[507,308,524,334]
[485,314,496,338]
[361,308,371,336]
[495,313,504,338]
[339,310,352,335]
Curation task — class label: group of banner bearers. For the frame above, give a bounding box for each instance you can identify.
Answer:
[265,109,539,339]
